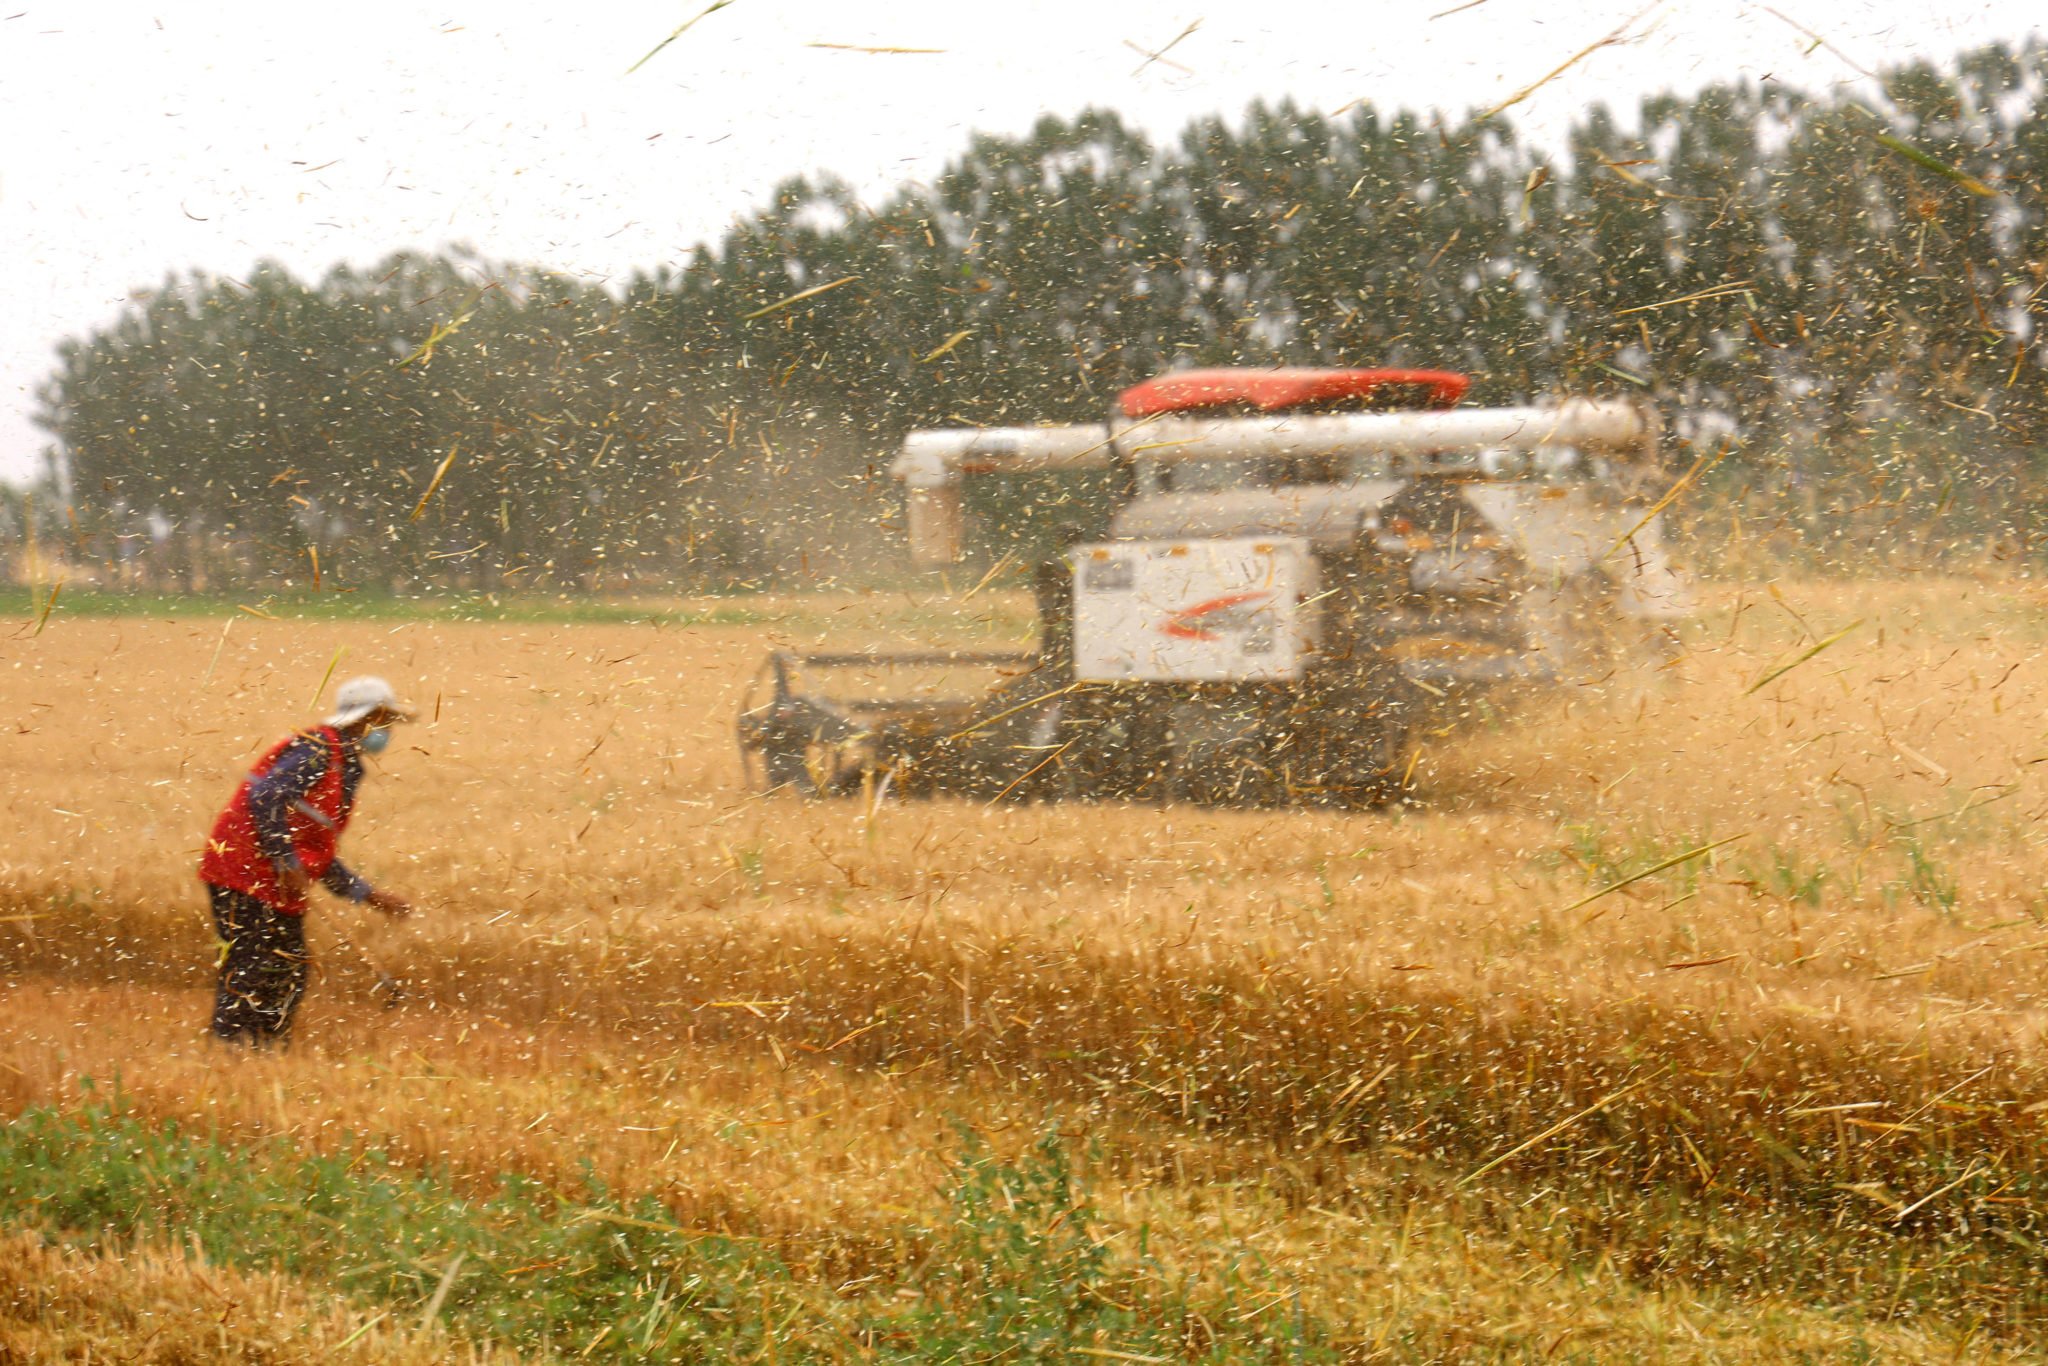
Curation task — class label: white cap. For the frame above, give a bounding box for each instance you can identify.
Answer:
[326,675,417,728]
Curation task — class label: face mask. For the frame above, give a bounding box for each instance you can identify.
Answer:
[360,726,392,755]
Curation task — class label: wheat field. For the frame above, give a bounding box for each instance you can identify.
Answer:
[4,577,2048,1360]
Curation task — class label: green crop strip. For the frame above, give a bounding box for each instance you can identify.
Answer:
[0,1091,1331,1363]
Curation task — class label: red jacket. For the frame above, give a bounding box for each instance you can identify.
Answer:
[199,727,354,914]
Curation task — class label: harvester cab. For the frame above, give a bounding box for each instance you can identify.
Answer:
[738,367,1693,807]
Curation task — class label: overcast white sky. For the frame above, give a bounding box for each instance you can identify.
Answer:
[1,1,2040,486]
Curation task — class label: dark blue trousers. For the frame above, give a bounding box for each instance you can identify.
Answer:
[207,884,308,1046]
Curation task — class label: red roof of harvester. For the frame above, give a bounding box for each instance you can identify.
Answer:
[1117,367,1469,418]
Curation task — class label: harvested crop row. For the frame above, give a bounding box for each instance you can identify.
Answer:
[2,978,2038,1358]
[5,877,2042,1257]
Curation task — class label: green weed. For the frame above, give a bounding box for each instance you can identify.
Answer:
[1760,845,1831,908]
[1890,830,1960,916]
[1560,822,1722,898]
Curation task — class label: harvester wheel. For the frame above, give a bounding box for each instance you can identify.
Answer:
[1047,691,1157,801]
[1305,698,1414,810]
[1164,699,1283,808]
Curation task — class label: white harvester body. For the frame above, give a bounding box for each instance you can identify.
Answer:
[1071,536,1320,684]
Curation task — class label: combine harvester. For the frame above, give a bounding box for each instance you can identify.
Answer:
[739,368,1693,807]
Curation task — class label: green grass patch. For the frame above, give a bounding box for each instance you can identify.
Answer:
[11,587,1041,644]
[0,1089,1331,1363]
[11,586,777,628]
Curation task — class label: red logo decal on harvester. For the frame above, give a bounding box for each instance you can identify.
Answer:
[1160,591,1274,641]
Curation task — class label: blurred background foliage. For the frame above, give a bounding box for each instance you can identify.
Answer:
[10,40,2048,595]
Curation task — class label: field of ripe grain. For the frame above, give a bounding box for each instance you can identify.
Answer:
[5,578,2048,1361]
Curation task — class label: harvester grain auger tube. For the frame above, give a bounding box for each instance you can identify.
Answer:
[893,399,1657,565]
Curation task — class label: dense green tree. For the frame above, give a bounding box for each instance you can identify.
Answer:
[28,39,2048,590]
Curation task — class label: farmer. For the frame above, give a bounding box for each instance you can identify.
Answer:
[199,675,416,1046]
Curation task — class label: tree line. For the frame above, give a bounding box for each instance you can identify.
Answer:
[17,39,2048,594]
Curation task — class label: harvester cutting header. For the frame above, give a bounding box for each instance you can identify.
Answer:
[741,367,1692,807]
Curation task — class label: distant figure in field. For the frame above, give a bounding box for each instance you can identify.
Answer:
[199,676,416,1046]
